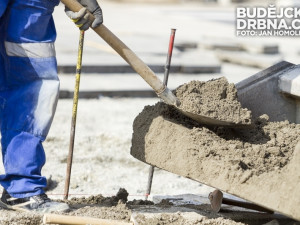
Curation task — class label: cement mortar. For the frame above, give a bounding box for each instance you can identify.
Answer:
[132,102,300,177]
[130,79,300,220]
[176,78,252,124]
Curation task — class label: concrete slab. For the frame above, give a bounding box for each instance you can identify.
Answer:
[58,69,259,98]
[152,193,242,205]
[179,50,221,73]
[279,68,300,98]
[58,73,221,91]
[216,50,283,69]
[240,43,279,55]
[278,67,300,124]
[59,90,156,99]
[58,73,222,98]
[199,37,279,54]
[57,49,221,74]
[199,38,242,51]
[174,41,198,51]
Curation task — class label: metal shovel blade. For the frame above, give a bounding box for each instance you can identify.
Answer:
[177,107,253,128]
[159,88,252,128]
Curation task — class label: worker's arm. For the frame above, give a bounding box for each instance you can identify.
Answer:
[65,0,103,31]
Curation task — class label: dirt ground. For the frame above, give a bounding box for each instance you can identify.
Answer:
[0,190,290,225]
[0,81,299,224]
[0,97,235,224]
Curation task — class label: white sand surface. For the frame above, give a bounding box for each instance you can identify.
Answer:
[40,98,213,200]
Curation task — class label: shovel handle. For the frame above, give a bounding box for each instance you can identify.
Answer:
[43,214,133,225]
[60,0,179,106]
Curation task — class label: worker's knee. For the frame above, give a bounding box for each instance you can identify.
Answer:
[0,78,59,138]
[5,55,59,85]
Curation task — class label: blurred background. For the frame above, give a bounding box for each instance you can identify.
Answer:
[39,0,300,199]
[54,0,300,97]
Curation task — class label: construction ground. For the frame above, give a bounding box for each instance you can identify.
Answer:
[1,0,300,224]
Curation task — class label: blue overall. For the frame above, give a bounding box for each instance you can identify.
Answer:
[0,0,60,198]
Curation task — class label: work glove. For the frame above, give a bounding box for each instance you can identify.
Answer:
[65,0,103,31]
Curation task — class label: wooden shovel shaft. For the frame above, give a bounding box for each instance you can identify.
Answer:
[64,30,85,200]
[145,29,177,200]
[163,28,176,85]
[209,190,273,214]
[60,0,174,99]
[43,214,133,225]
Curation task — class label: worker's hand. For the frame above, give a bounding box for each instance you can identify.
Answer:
[65,7,91,30]
[79,0,103,28]
[64,0,103,31]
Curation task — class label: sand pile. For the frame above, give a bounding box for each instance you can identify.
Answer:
[130,78,300,219]
[131,102,300,178]
[175,78,252,124]
[131,77,300,178]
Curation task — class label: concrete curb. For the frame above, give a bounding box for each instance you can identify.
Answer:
[59,90,157,99]
[57,64,221,74]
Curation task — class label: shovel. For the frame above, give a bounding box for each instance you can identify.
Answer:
[60,0,250,127]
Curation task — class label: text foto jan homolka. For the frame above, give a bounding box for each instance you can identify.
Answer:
[236,5,300,36]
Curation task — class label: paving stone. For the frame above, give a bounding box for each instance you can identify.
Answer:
[216,50,283,69]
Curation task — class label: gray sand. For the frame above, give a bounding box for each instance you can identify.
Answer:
[130,79,300,220]
[131,102,300,178]
[176,78,252,124]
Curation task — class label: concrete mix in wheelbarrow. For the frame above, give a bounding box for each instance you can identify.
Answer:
[131,77,300,220]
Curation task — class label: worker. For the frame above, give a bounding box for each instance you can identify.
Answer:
[0,0,102,212]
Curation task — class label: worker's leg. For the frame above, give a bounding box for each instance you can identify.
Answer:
[0,0,9,17]
[0,0,60,198]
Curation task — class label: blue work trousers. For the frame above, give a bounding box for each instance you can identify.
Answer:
[0,0,60,198]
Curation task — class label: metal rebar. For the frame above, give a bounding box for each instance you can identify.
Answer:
[222,198,274,214]
[209,189,274,214]
[163,28,176,85]
[145,28,176,200]
[64,30,85,200]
